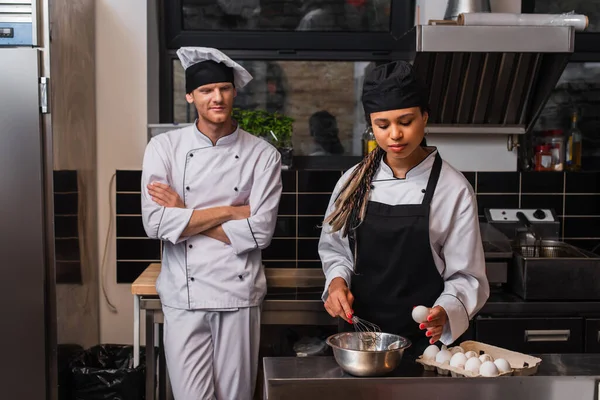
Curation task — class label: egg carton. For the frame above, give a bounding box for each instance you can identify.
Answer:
[415,340,542,378]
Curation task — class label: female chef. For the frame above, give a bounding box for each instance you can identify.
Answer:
[319,60,489,353]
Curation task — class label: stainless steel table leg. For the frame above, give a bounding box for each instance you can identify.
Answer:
[158,323,166,400]
[134,295,140,367]
[146,309,156,400]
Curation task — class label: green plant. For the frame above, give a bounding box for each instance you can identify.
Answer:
[232,108,294,148]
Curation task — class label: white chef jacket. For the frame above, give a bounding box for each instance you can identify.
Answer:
[319,148,490,345]
[141,123,282,310]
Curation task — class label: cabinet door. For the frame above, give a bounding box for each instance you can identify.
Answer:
[585,319,600,353]
[475,317,584,354]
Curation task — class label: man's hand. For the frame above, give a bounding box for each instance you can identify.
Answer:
[148,182,184,208]
[419,306,448,344]
[324,277,354,324]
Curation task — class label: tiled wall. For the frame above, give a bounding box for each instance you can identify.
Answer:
[114,169,600,284]
[54,170,82,284]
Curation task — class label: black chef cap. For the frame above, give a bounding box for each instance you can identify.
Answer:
[361,61,429,122]
[185,60,235,94]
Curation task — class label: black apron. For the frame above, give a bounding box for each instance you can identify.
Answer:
[341,153,445,356]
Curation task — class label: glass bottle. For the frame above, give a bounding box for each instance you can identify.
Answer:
[534,145,553,172]
[362,126,377,156]
[565,111,583,171]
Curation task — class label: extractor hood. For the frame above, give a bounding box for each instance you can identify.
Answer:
[401,24,575,134]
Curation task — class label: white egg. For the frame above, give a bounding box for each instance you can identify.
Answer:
[464,357,482,373]
[435,349,452,364]
[494,358,512,374]
[450,346,465,354]
[422,344,440,360]
[479,361,499,377]
[479,354,494,363]
[450,352,468,368]
[464,351,478,359]
[412,306,429,323]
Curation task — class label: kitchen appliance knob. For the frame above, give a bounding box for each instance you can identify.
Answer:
[533,209,546,219]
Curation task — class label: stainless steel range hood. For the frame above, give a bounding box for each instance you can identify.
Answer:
[403,25,575,134]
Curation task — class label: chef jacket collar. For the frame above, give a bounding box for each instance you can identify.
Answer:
[378,147,438,180]
[193,120,240,147]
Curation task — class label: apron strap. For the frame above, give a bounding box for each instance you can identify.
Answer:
[422,153,442,206]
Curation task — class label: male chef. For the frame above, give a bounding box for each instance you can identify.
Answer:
[141,47,282,400]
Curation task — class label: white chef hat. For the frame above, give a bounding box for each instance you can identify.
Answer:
[176,47,253,93]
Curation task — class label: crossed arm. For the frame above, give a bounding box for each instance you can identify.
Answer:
[147,182,248,244]
[141,139,282,251]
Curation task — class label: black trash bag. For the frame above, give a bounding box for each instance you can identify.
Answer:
[57,344,85,400]
[69,344,145,400]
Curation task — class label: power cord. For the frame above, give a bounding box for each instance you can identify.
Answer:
[101,173,118,313]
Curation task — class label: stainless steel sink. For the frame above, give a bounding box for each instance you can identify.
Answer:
[510,240,600,300]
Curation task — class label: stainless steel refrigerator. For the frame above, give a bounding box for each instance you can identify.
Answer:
[0,1,57,398]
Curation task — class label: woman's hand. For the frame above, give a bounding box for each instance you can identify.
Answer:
[148,182,185,208]
[324,277,354,324]
[419,306,448,344]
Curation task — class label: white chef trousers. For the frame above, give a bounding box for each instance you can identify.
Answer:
[162,305,261,400]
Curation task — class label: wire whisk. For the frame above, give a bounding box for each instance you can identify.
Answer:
[352,315,382,348]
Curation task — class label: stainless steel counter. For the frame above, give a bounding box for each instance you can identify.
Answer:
[263,354,600,400]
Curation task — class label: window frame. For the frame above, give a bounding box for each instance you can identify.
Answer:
[162,0,415,51]
[160,49,410,123]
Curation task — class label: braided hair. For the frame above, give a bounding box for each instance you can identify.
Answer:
[324,145,385,237]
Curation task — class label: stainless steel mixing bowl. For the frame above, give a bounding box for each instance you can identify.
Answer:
[326,332,411,377]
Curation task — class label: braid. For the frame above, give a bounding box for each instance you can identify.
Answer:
[324,146,385,237]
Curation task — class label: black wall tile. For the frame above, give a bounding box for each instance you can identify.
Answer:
[477,172,519,193]
[298,171,340,193]
[521,172,564,193]
[298,216,324,238]
[263,261,297,268]
[273,217,296,238]
[116,261,153,284]
[116,193,142,214]
[55,216,78,238]
[55,239,80,261]
[477,195,519,214]
[116,238,160,260]
[297,261,323,269]
[116,170,142,192]
[564,217,600,238]
[281,170,296,193]
[563,239,600,255]
[520,195,564,215]
[566,172,600,193]
[298,239,320,261]
[266,287,297,295]
[54,193,78,215]
[262,239,296,260]
[298,194,331,216]
[56,261,82,284]
[565,195,600,216]
[461,172,476,190]
[117,216,148,238]
[265,286,297,300]
[297,291,323,300]
[296,287,324,294]
[278,194,296,215]
[53,170,78,192]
